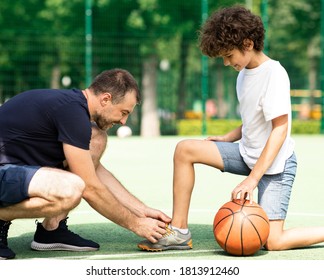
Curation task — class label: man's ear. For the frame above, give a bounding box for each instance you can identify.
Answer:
[101,92,112,106]
[243,39,254,50]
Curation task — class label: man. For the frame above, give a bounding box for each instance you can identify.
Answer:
[0,68,170,259]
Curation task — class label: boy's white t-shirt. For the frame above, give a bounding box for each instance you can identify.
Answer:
[237,59,295,174]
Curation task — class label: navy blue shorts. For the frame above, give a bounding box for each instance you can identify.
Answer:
[0,164,40,207]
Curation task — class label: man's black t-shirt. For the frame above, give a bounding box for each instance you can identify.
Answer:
[0,89,91,168]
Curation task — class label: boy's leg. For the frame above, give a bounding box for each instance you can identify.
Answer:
[260,153,324,250]
[138,139,224,251]
[171,139,225,229]
[266,220,324,250]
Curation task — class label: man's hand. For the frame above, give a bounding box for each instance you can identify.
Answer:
[132,207,171,243]
[144,207,171,223]
[132,217,168,243]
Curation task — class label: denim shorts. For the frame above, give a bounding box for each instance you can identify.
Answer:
[215,142,297,220]
[0,164,40,207]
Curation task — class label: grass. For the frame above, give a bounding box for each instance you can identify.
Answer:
[5,135,324,261]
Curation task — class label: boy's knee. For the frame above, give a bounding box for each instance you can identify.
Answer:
[264,237,283,251]
[174,140,194,160]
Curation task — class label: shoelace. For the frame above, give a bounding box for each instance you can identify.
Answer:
[0,221,11,245]
[59,218,69,229]
[58,218,83,238]
[162,224,175,238]
[36,217,79,236]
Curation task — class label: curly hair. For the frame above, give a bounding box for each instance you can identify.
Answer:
[199,5,265,57]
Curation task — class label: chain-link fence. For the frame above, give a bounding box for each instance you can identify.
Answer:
[0,0,322,135]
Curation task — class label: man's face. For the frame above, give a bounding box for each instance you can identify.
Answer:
[93,91,137,131]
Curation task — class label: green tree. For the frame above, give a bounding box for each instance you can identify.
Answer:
[0,0,321,134]
[268,0,321,89]
[0,0,86,101]
[0,0,46,99]
[126,0,170,136]
[37,0,85,88]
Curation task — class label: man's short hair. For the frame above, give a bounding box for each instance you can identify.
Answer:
[89,69,141,104]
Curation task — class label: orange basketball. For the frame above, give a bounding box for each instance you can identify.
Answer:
[213,199,270,256]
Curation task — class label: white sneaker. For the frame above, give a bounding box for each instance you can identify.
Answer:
[137,224,192,251]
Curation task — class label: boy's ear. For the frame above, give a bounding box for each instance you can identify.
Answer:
[243,39,254,50]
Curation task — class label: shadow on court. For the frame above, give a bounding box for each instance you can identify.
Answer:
[7,221,324,260]
[8,223,219,259]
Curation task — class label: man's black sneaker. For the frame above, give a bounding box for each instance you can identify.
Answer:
[31,218,99,252]
[0,220,15,259]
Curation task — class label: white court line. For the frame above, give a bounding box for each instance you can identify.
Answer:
[288,212,324,217]
[44,210,324,260]
[47,249,218,260]
[74,209,324,217]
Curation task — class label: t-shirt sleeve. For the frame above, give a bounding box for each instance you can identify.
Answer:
[52,102,91,150]
[262,64,291,121]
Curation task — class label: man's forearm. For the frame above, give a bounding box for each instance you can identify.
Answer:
[82,180,140,232]
[96,163,147,217]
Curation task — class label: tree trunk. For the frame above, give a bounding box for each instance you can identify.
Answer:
[51,65,61,89]
[176,36,189,119]
[140,55,160,137]
[307,37,319,119]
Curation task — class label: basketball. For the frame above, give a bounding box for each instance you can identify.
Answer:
[213,199,270,256]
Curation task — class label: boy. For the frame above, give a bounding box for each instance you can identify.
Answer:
[138,5,324,251]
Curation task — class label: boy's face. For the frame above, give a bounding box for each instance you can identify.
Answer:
[220,47,255,71]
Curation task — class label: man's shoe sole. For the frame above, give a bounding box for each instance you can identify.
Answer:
[0,254,15,260]
[31,241,99,252]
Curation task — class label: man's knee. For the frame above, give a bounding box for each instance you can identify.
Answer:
[59,174,85,210]
[29,168,85,213]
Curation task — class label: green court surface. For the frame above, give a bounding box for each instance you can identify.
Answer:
[6,135,324,260]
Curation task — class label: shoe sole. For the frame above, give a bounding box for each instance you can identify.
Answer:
[31,241,99,252]
[138,239,193,252]
[0,255,15,260]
